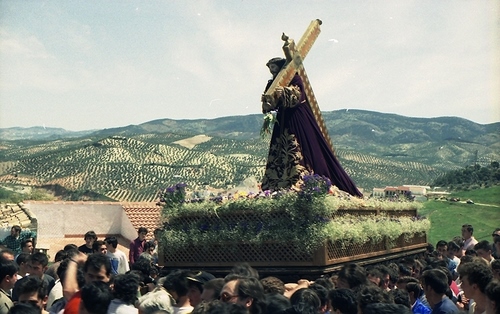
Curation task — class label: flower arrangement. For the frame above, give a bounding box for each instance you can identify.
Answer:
[159,177,429,254]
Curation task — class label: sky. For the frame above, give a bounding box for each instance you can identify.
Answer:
[0,0,499,131]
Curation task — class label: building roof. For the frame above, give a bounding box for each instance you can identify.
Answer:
[0,203,33,229]
[121,202,163,240]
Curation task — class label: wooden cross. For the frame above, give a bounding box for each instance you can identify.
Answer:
[264,19,336,154]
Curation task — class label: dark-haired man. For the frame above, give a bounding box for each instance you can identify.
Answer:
[0,259,18,314]
[63,252,112,314]
[104,236,129,275]
[1,226,36,255]
[78,231,97,255]
[329,288,357,314]
[220,274,267,314]
[462,224,478,251]
[79,281,112,314]
[16,276,49,314]
[421,269,459,314]
[474,240,494,264]
[12,252,55,302]
[129,227,148,265]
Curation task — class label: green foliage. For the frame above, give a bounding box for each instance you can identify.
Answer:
[0,187,23,203]
[432,163,500,190]
[162,190,427,254]
[28,189,56,201]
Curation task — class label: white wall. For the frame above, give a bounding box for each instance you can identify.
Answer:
[25,202,124,238]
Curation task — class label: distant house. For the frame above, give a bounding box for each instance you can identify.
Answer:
[371,185,430,199]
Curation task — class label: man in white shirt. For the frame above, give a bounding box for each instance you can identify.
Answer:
[462,224,478,251]
[104,236,129,275]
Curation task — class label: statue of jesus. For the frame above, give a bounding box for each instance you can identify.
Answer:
[261,57,363,197]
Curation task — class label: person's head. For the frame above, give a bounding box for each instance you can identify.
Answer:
[494,236,500,258]
[421,269,449,296]
[0,248,15,261]
[64,244,78,251]
[412,259,426,279]
[79,281,113,314]
[111,273,140,305]
[138,227,148,241]
[447,241,461,259]
[144,241,156,255]
[57,258,85,289]
[492,260,500,281]
[395,276,418,290]
[6,303,40,314]
[137,289,174,314]
[21,239,34,254]
[457,259,494,299]
[465,249,478,256]
[474,240,493,261]
[201,278,225,302]
[265,293,291,313]
[83,253,111,284]
[0,259,18,290]
[84,231,97,247]
[16,276,48,311]
[329,288,357,314]
[230,263,259,279]
[308,283,329,313]
[357,285,390,313]
[337,263,367,290]
[15,252,30,273]
[405,282,423,304]
[92,240,107,254]
[485,279,500,314]
[260,276,285,295]
[450,237,465,258]
[390,289,410,308]
[266,57,286,77]
[27,252,49,278]
[54,250,68,262]
[435,240,448,255]
[221,274,266,314]
[374,265,392,290]
[367,268,384,287]
[289,288,321,314]
[186,271,216,307]
[462,224,474,239]
[104,236,118,250]
[163,270,190,303]
[10,225,21,237]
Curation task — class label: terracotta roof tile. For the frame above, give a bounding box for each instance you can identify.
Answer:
[121,202,163,240]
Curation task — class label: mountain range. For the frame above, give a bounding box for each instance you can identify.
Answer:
[1,109,498,201]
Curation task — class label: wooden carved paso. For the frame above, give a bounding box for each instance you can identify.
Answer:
[263,19,336,154]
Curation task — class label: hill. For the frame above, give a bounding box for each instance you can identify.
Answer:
[419,186,500,245]
[0,110,498,202]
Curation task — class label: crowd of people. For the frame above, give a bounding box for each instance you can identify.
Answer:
[0,224,499,314]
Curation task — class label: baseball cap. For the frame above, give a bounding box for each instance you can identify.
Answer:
[186,271,216,284]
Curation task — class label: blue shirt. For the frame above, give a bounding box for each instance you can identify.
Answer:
[413,298,431,314]
[431,297,459,314]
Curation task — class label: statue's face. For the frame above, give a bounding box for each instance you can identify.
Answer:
[268,63,281,77]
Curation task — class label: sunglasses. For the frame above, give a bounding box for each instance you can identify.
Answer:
[220,292,239,303]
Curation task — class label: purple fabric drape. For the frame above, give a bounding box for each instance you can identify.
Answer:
[262,74,363,197]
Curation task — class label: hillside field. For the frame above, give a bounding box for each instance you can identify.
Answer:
[419,186,500,246]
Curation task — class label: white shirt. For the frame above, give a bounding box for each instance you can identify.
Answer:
[106,249,130,274]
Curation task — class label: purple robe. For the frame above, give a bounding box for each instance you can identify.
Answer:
[261,74,363,197]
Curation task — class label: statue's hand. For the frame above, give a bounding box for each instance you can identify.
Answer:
[274,86,284,99]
